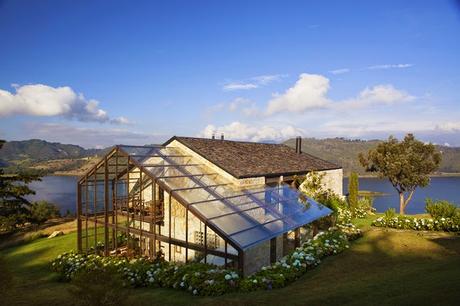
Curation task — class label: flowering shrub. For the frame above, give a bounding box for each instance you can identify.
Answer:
[51,254,240,296]
[372,215,459,232]
[335,223,363,241]
[240,228,351,291]
[51,226,360,296]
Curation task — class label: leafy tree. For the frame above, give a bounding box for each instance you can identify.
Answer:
[348,172,359,209]
[359,134,441,215]
[0,140,42,231]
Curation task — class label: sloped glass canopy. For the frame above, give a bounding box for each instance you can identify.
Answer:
[118,145,332,250]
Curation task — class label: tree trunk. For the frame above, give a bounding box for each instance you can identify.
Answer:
[399,192,405,215]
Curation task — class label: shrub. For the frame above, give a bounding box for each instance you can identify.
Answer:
[240,228,354,292]
[0,256,14,299]
[384,208,396,220]
[51,226,361,296]
[350,197,375,219]
[425,199,459,219]
[69,267,127,306]
[29,201,61,225]
[348,172,359,209]
[372,215,459,232]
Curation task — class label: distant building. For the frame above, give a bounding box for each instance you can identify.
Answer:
[77,136,342,275]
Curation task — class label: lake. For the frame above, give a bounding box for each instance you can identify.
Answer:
[344,176,460,214]
[27,176,78,214]
[27,175,460,215]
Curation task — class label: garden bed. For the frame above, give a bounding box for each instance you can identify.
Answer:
[51,225,362,296]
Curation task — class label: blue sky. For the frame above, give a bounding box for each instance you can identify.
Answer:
[0,0,459,147]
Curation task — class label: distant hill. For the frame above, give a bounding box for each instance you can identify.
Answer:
[284,137,460,176]
[0,139,106,174]
[0,139,102,164]
[1,138,459,176]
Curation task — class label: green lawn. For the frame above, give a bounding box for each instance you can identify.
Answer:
[1,218,460,306]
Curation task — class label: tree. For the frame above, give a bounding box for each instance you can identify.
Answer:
[359,134,441,215]
[348,172,359,209]
[0,140,42,231]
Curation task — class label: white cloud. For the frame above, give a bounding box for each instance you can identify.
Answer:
[198,121,303,142]
[0,84,128,124]
[266,73,331,115]
[339,84,415,109]
[222,74,287,91]
[223,83,258,91]
[435,121,460,132]
[367,64,413,70]
[329,68,350,75]
[252,74,287,85]
[264,74,414,115]
[110,116,132,125]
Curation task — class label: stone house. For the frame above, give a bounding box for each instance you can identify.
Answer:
[77,136,342,275]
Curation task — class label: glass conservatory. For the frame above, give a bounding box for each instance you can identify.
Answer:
[77,144,331,275]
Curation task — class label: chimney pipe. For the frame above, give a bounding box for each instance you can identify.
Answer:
[221,133,224,140]
[295,136,302,154]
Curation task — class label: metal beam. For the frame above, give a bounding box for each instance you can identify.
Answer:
[170,183,229,192]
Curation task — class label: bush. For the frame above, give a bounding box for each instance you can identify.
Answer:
[373,214,459,232]
[51,226,361,296]
[425,199,459,219]
[69,267,127,306]
[348,172,359,209]
[29,201,61,225]
[0,256,14,299]
[350,197,375,219]
[240,228,354,292]
[384,208,396,220]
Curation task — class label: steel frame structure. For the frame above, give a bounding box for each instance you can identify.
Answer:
[77,146,242,271]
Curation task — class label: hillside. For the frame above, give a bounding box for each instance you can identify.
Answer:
[1,138,459,176]
[284,137,460,175]
[0,139,104,174]
[0,139,100,162]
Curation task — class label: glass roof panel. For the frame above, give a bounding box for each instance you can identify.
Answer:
[117,145,332,250]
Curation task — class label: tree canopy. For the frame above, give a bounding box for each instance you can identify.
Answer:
[0,140,43,231]
[359,134,441,214]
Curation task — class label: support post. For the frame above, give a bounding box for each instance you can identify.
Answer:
[77,183,82,252]
[204,225,207,264]
[93,173,97,252]
[185,208,189,263]
[104,156,109,256]
[294,228,300,248]
[168,193,172,261]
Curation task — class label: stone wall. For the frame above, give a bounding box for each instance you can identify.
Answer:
[318,168,343,196]
[243,240,271,276]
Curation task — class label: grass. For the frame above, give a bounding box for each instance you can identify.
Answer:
[1,217,460,306]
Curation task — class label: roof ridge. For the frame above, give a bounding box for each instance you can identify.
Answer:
[173,136,287,146]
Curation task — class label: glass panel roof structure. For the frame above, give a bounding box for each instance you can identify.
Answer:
[118,145,332,250]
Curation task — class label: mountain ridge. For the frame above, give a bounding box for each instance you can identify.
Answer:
[284,137,460,175]
[1,138,459,176]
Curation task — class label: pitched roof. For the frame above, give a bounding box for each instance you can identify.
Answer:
[163,136,341,179]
